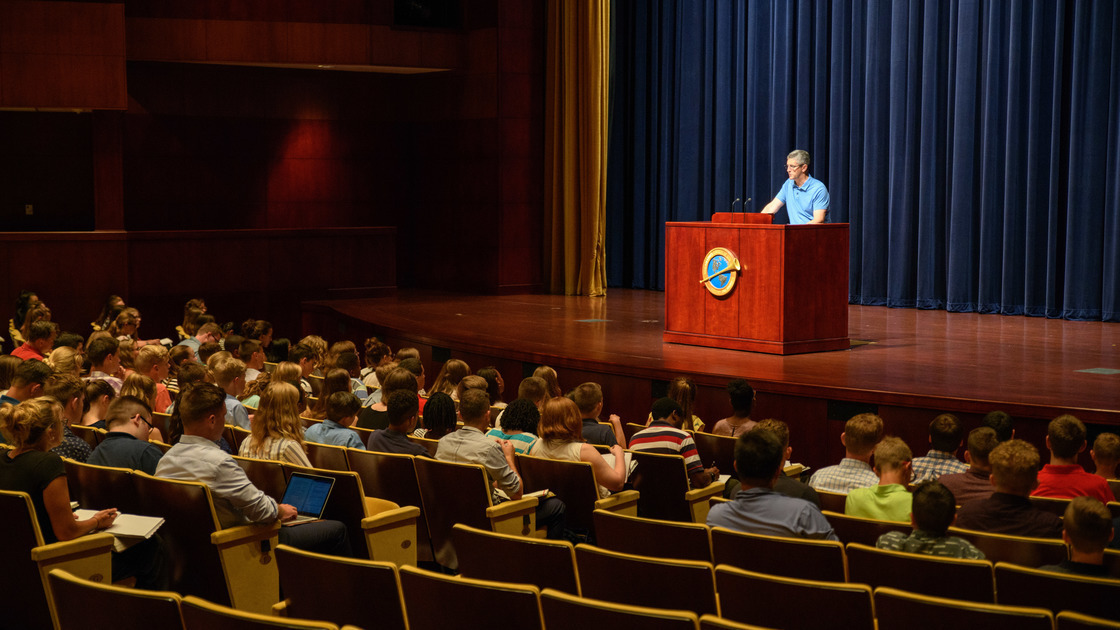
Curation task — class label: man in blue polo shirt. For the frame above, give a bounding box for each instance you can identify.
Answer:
[760,149,830,224]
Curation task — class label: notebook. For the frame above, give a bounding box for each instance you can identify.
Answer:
[280,472,335,526]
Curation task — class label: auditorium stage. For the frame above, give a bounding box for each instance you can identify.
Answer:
[303,290,1120,467]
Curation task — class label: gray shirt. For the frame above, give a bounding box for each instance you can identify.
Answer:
[155,434,278,528]
[435,425,520,498]
[707,487,839,541]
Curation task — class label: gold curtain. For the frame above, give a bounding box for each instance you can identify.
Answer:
[544,0,609,296]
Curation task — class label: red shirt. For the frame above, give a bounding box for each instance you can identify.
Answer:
[10,343,44,361]
[1032,464,1116,504]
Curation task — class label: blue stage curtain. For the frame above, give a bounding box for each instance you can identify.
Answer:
[607,0,1120,321]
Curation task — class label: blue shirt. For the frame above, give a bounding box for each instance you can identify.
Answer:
[707,487,838,541]
[225,394,250,430]
[88,432,164,475]
[776,175,830,224]
[305,419,365,450]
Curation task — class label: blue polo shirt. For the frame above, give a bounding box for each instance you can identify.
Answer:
[776,175,830,224]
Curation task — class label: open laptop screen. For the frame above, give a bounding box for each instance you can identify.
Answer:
[281,472,335,519]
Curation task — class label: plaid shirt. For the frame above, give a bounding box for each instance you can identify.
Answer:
[911,449,968,483]
[808,458,878,493]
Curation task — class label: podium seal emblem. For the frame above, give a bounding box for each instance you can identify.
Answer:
[700,247,740,296]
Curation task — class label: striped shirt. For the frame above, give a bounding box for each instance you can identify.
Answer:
[628,421,703,476]
[238,435,311,467]
[486,429,538,455]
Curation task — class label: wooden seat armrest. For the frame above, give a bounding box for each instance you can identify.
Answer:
[211,522,281,614]
[596,489,640,515]
[361,505,420,567]
[363,496,403,517]
[272,598,291,617]
[30,532,115,562]
[210,521,281,547]
[486,496,539,537]
[685,480,726,523]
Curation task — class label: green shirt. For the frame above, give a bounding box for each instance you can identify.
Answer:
[845,483,912,522]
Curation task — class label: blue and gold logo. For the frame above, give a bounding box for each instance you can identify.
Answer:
[700,247,740,296]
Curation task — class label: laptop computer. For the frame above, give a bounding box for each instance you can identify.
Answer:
[280,472,335,526]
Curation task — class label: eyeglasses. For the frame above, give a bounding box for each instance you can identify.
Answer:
[785,163,805,171]
[134,413,153,431]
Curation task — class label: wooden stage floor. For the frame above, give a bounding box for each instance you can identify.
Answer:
[305,289,1120,427]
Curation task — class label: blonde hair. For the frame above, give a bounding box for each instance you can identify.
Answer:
[205,351,232,372]
[0,397,63,449]
[251,382,305,449]
[134,344,169,374]
[989,439,1042,496]
[873,436,912,472]
[844,413,885,455]
[212,357,246,388]
[298,335,328,365]
[1093,432,1120,463]
[430,359,470,396]
[46,346,83,377]
[117,338,137,370]
[120,373,157,408]
[274,362,302,384]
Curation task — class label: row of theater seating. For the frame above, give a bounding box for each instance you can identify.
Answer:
[42,532,1120,630]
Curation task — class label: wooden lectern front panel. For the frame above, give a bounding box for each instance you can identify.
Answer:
[665,225,708,335]
[735,229,783,342]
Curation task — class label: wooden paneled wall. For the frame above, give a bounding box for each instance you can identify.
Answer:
[0,1,127,109]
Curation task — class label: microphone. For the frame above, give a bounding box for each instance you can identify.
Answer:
[731,197,742,212]
[744,196,753,211]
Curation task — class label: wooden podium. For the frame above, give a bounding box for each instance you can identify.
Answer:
[663,213,850,355]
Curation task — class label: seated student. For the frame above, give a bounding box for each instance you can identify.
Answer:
[157,383,351,556]
[1091,432,1120,480]
[286,343,318,396]
[910,413,969,483]
[46,346,83,378]
[533,365,563,399]
[750,419,820,507]
[85,336,124,394]
[239,382,311,466]
[707,429,838,541]
[876,482,985,559]
[477,366,506,409]
[197,341,222,365]
[437,389,567,539]
[305,391,365,450]
[412,392,456,440]
[88,396,164,474]
[134,345,172,413]
[528,397,628,499]
[335,351,368,400]
[1038,496,1114,576]
[846,437,913,522]
[808,413,884,493]
[982,410,1015,442]
[305,369,351,420]
[629,397,719,489]
[176,322,221,361]
[361,361,398,407]
[396,358,426,414]
[360,337,392,389]
[81,379,115,427]
[357,368,417,431]
[569,382,625,448]
[710,379,756,437]
[430,359,470,399]
[938,427,999,506]
[647,376,704,432]
[492,376,549,430]
[486,398,540,454]
[1033,414,1116,504]
[366,390,428,456]
[455,375,489,406]
[240,339,266,383]
[213,357,250,430]
[43,373,93,462]
[1,358,52,408]
[11,320,56,361]
[956,439,1063,538]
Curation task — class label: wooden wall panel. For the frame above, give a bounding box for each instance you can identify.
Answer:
[0,2,126,109]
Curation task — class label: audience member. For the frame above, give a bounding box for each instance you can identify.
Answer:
[197,341,222,365]
[298,335,328,375]
[177,322,221,361]
[477,366,506,409]
[240,339,266,383]
[396,358,426,412]
[222,334,244,359]
[629,397,718,489]
[1039,497,1114,576]
[455,375,489,406]
[748,419,820,507]
[306,368,351,420]
[366,390,427,456]
[361,361,397,407]
[11,320,56,361]
[287,343,318,395]
[981,410,1014,442]
[910,413,968,483]
[357,367,417,431]
[238,382,310,465]
[529,397,628,499]
[46,346,83,378]
[808,413,884,493]
[533,365,563,398]
[157,383,350,556]
[108,307,162,349]
[0,396,168,588]
[955,439,1063,538]
[360,337,392,389]
[937,427,998,506]
[240,319,273,354]
[213,357,250,430]
[118,374,162,442]
[43,373,92,462]
[876,481,985,559]
[85,336,124,394]
[1091,432,1120,480]
[660,376,704,432]
[710,379,756,437]
[88,396,163,474]
[305,391,365,450]
[92,294,125,332]
[439,389,567,539]
[493,375,549,430]
[54,331,84,353]
[845,437,913,522]
[0,354,22,393]
[413,391,456,439]
[0,359,52,408]
[569,382,625,448]
[486,398,540,454]
[430,359,470,399]
[134,345,172,413]
[707,428,838,540]
[335,351,367,399]
[81,379,115,427]
[1033,414,1115,503]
